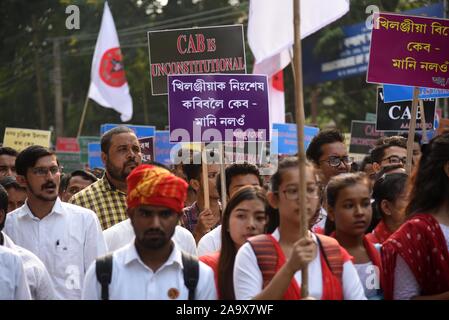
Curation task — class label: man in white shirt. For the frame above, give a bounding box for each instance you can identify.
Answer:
[306,129,352,232]
[0,184,56,299]
[82,164,216,300]
[0,245,31,300]
[4,146,107,300]
[197,163,263,256]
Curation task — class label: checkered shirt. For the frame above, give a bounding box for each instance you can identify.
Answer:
[69,176,127,230]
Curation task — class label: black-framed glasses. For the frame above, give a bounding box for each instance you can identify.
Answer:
[381,155,407,165]
[31,166,63,177]
[320,156,354,167]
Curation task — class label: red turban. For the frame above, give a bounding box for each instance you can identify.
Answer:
[126,164,188,213]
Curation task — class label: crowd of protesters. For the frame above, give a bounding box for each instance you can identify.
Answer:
[0,126,448,300]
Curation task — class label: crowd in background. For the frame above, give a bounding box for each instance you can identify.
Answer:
[1,126,448,300]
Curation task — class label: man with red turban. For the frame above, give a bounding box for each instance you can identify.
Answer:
[82,164,217,300]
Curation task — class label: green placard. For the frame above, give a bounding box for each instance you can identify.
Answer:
[56,152,84,174]
[365,112,377,122]
[78,136,100,163]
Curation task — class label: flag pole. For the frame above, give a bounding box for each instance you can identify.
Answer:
[201,143,210,210]
[77,93,90,138]
[406,87,420,174]
[293,0,309,297]
[220,142,227,210]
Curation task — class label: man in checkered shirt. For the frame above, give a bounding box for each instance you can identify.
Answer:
[70,126,142,230]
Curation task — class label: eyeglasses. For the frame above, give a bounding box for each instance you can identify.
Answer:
[277,186,320,201]
[320,156,354,167]
[381,155,407,165]
[31,166,62,177]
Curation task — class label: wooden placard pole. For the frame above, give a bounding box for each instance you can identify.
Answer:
[220,142,227,210]
[201,143,210,209]
[418,99,428,144]
[293,0,309,298]
[406,87,420,175]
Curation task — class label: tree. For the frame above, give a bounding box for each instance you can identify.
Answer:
[0,0,250,141]
[293,0,443,132]
[1,0,441,142]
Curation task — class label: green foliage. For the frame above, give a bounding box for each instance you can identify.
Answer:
[297,0,443,132]
[0,0,444,140]
[0,0,249,139]
[312,27,345,60]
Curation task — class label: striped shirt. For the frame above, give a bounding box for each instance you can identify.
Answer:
[69,175,127,230]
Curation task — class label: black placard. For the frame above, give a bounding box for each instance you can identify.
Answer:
[376,87,435,131]
[349,120,397,155]
[148,25,246,95]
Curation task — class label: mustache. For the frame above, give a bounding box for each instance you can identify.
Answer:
[124,160,138,167]
[41,182,56,190]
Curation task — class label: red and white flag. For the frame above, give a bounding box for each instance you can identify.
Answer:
[88,1,132,122]
[248,0,349,124]
[248,0,350,77]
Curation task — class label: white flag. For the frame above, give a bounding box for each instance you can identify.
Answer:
[88,1,132,122]
[248,0,350,76]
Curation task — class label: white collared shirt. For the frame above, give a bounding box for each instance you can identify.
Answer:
[103,219,197,256]
[2,232,57,300]
[4,198,107,300]
[0,245,31,300]
[82,241,217,300]
[197,225,222,256]
[233,228,367,300]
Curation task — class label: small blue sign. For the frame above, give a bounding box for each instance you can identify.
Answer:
[155,130,176,166]
[271,123,319,155]
[100,124,155,138]
[88,142,103,169]
[382,84,449,103]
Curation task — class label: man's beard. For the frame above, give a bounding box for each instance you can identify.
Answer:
[106,159,137,182]
[137,228,176,250]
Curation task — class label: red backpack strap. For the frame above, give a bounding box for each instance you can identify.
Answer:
[316,234,343,282]
[247,234,278,288]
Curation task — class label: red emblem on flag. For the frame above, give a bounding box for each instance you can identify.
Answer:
[99,47,126,87]
[272,70,284,91]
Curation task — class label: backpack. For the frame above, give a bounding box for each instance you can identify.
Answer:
[95,251,199,300]
[247,234,343,289]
